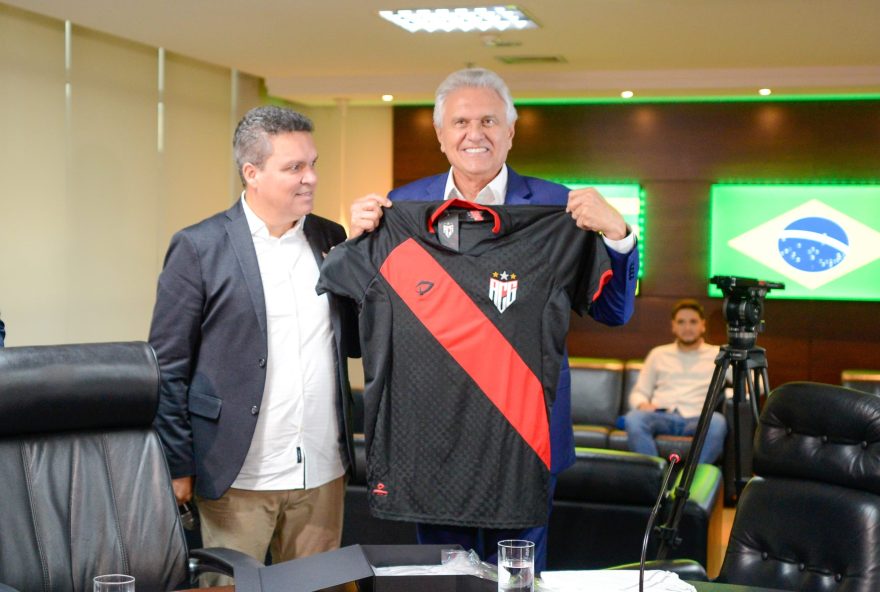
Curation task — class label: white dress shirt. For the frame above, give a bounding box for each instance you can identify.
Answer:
[442,165,635,254]
[231,196,344,491]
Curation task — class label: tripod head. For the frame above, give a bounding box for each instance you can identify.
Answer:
[710,276,784,350]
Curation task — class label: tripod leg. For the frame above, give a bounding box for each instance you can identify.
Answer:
[656,353,731,559]
[731,362,748,499]
[746,367,760,424]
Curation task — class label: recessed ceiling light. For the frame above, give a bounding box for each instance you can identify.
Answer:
[379,6,539,33]
[621,90,634,99]
[759,88,772,96]
[382,94,394,102]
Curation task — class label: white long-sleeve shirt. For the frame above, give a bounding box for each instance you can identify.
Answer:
[231,196,344,491]
[628,342,720,418]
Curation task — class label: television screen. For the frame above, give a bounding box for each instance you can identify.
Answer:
[558,182,645,279]
[709,184,880,301]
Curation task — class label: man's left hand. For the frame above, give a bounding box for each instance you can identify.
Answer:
[566,187,628,240]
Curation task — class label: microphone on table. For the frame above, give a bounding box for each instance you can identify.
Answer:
[639,451,681,592]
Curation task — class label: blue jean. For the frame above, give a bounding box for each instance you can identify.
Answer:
[624,409,727,464]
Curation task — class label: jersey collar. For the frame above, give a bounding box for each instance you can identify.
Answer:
[427,198,502,234]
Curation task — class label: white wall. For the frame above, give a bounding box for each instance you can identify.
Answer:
[0,2,392,364]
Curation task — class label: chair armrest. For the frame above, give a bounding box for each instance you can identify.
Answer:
[607,559,708,581]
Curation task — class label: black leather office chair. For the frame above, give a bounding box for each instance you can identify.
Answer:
[714,381,880,591]
[639,381,880,591]
[0,342,261,592]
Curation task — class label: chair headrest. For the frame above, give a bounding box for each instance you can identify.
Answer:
[0,342,160,437]
[755,381,880,495]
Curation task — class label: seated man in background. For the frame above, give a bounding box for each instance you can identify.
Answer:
[626,299,727,463]
[0,315,5,347]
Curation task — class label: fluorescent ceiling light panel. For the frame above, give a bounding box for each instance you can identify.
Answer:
[379,6,539,33]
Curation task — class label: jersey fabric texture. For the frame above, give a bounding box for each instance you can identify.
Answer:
[389,168,640,478]
[317,199,612,528]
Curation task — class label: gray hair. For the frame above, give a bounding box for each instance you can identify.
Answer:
[233,105,314,185]
[433,68,518,128]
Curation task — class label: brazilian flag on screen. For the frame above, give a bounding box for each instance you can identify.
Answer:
[709,184,880,301]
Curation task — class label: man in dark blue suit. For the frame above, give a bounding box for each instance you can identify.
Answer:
[0,316,5,347]
[349,68,638,571]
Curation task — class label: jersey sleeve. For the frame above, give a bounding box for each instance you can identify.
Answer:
[571,232,613,316]
[546,216,613,316]
[316,237,378,303]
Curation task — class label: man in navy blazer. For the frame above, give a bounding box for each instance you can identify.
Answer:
[149,106,359,571]
[349,68,638,571]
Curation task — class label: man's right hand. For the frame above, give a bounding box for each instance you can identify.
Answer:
[637,402,657,412]
[172,476,194,504]
[349,193,392,239]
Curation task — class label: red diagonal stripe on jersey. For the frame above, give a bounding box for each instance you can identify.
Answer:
[380,238,550,468]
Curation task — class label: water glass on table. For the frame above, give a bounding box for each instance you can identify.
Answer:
[497,539,534,592]
[94,574,135,592]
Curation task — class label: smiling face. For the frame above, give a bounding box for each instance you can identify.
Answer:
[435,86,515,196]
[243,131,317,236]
[672,307,707,349]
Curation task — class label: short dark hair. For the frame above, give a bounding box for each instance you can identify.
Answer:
[671,299,705,319]
[233,105,314,185]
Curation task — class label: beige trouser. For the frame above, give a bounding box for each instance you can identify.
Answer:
[196,475,346,587]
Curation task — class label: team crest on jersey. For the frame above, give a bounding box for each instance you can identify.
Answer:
[489,270,518,313]
[441,221,456,239]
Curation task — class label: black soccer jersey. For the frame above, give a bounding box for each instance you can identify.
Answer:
[317,199,612,528]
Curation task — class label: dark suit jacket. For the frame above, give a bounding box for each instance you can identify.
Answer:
[149,200,359,500]
[389,168,639,474]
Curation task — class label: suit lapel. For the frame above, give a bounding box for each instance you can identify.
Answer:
[504,167,533,205]
[302,215,328,269]
[302,216,346,401]
[225,201,268,339]
[423,174,447,200]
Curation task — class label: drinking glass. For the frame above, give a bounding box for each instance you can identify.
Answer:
[497,539,534,592]
[93,574,135,592]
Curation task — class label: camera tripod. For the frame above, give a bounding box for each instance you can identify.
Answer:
[655,341,770,559]
[661,278,794,559]
[648,276,783,559]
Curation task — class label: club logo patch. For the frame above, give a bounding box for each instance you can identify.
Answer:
[489,270,518,313]
[441,221,455,239]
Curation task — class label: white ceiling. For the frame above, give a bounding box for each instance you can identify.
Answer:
[6,0,880,105]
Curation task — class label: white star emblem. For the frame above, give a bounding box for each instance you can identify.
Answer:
[499,271,509,281]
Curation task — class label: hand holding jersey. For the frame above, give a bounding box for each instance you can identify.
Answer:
[350,193,392,239]
[350,187,627,241]
[317,200,613,529]
[565,187,628,240]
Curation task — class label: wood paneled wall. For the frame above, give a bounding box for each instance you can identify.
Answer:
[393,101,880,388]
